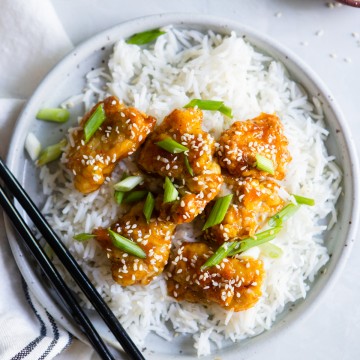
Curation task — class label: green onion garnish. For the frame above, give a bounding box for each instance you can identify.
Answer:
[163,177,178,203]
[25,132,42,161]
[255,154,275,175]
[185,99,223,110]
[114,173,128,204]
[201,227,282,269]
[260,242,283,258]
[218,104,233,118]
[228,227,283,256]
[184,99,233,118]
[36,108,70,123]
[36,138,67,166]
[108,229,146,258]
[124,190,148,203]
[83,104,106,143]
[126,29,166,45]
[73,233,95,241]
[143,192,155,223]
[114,175,143,192]
[184,155,194,176]
[293,194,315,206]
[156,138,188,154]
[114,190,125,205]
[268,203,299,227]
[201,241,237,270]
[202,194,233,230]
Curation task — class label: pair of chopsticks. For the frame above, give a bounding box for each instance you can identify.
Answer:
[0,157,145,360]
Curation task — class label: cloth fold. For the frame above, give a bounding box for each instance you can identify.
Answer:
[0,1,79,359]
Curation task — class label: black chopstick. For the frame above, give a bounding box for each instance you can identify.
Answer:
[0,158,145,360]
[0,186,115,360]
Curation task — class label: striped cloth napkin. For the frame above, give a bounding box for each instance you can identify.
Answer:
[0,0,89,359]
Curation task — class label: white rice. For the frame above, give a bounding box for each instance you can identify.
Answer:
[43,26,341,357]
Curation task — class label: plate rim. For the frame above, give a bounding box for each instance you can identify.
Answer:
[4,12,360,359]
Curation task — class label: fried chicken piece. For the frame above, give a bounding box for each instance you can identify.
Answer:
[205,176,284,245]
[138,108,223,224]
[66,96,156,194]
[93,202,175,286]
[166,242,264,311]
[217,113,291,180]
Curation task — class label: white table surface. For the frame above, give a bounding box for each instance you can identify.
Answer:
[10,0,360,359]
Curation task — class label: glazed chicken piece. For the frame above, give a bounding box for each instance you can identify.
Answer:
[217,113,291,180]
[93,202,175,286]
[204,176,284,245]
[138,108,223,224]
[66,96,156,194]
[166,242,264,311]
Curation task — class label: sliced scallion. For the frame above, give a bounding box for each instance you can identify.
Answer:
[36,108,70,123]
[184,155,194,176]
[202,194,233,230]
[202,227,283,269]
[163,177,178,203]
[255,154,275,175]
[84,104,106,143]
[260,242,283,258]
[185,99,223,111]
[73,233,95,241]
[114,190,125,205]
[228,227,283,256]
[218,104,233,118]
[143,192,155,223]
[36,138,67,166]
[268,203,299,227]
[114,175,143,192]
[156,138,188,154]
[25,132,42,161]
[201,241,237,270]
[108,229,146,258]
[184,99,233,118]
[126,29,166,45]
[293,194,315,206]
[124,190,148,203]
[114,173,128,204]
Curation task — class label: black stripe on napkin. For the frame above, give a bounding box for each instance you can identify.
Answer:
[11,282,47,360]
[11,280,72,360]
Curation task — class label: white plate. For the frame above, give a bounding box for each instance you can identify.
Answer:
[4,13,359,360]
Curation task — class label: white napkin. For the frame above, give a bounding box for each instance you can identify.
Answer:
[0,1,81,359]
[0,0,72,98]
